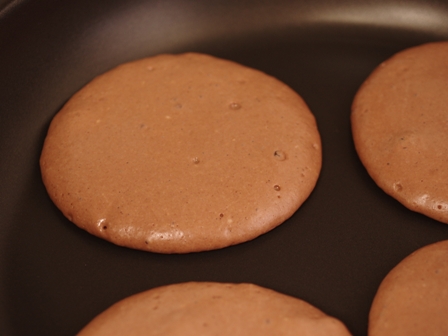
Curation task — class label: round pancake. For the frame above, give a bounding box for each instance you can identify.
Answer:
[40,52,321,253]
[351,41,448,224]
[77,282,351,336]
[368,240,448,336]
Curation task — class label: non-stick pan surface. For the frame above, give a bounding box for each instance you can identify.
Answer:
[1,0,448,335]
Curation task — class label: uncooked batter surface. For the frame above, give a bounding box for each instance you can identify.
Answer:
[40,53,321,253]
[77,282,351,336]
[369,240,448,336]
[351,41,448,224]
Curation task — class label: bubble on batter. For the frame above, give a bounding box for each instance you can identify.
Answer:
[435,202,447,211]
[274,185,281,191]
[97,218,107,230]
[413,194,430,206]
[229,102,241,110]
[393,182,403,192]
[274,150,286,161]
[192,157,200,164]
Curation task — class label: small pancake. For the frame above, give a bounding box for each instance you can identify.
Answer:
[368,240,448,336]
[351,41,448,224]
[40,53,321,253]
[77,282,351,336]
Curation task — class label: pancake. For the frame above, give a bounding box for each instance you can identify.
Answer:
[77,282,351,336]
[351,41,448,224]
[40,52,322,253]
[368,240,448,336]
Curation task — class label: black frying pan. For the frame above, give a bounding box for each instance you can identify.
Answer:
[2,0,448,335]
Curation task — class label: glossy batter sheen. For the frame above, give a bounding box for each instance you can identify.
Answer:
[351,41,448,224]
[77,282,352,336]
[40,53,322,253]
[369,240,448,336]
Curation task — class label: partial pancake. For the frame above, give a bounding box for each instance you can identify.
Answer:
[369,240,448,336]
[78,282,351,336]
[40,53,322,253]
[351,41,448,224]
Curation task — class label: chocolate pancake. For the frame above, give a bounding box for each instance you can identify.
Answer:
[369,240,448,336]
[351,41,448,224]
[78,282,351,336]
[40,53,322,253]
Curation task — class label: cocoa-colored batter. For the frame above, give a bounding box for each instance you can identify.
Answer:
[369,240,448,336]
[77,282,351,336]
[40,53,321,253]
[351,41,448,224]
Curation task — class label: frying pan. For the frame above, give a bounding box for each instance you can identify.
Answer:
[1,0,448,335]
